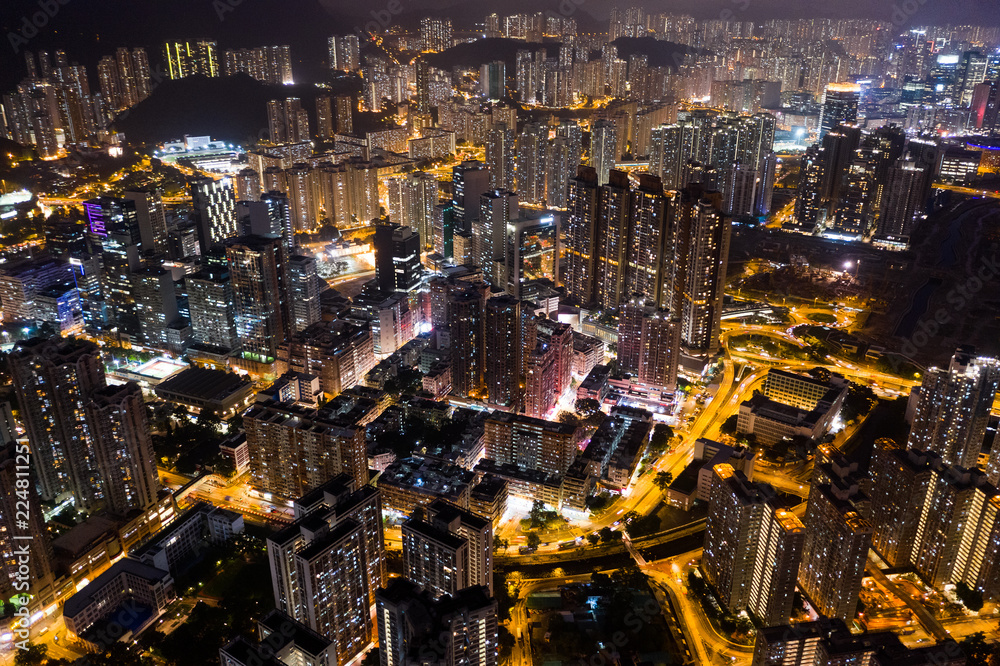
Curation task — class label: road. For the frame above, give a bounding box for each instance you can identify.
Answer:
[865,559,951,643]
[640,552,755,666]
[508,574,595,666]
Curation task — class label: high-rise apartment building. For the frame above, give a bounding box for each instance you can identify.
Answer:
[373,223,422,294]
[267,98,311,144]
[480,61,506,101]
[625,173,669,300]
[564,166,600,303]
[516,122,548,204]
[907,347,1000,469]
[448,286,487,397]
[476,189,519,284]
[191,177,238,254]
[868,438,936,568]
[637,308,681,390]
[402,499,493,599]
[703,465,805,627]
[484,411,578,476]
[286,255,322,334]
[132,267,181,349]
[246,395,371,498]
[387,172,438,249]
[0,443,55,604]
[668,184,730,354]
[484,295,528,409]
[85,196,143,337]
[223,45,293,85]
[377,579,498,666]
[798,455,872,622]
[590,119,617,185]
[420,17,453,52]
[187,253,239,352]
[84,382,159,515]
[594,169,630,310]
[503,213,559,300]
[818,83,861,139]
[874,160,931,247]
[268,476,383,642]
[163,40,219,79]
[123,189,169,256]
[452,160,491,230]
[9,337,105,507]
[328,35,360,72]
[523,318,575,418]
[226,234,288,364]
[98,47,152,111]
[486,122,516,191]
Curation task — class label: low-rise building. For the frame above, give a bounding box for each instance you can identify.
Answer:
[572,332,605,377]
[378,456,475,515]
[63,559,174,648]
[153,367,256,418]
[577,364,611,403]
[131,502,244,575]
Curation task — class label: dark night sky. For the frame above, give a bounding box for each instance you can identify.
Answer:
[1,0,999,91]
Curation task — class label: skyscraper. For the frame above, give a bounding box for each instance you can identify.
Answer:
[874,160,931,247]
[480,61,506,101]
[907,347,1000,469]
[594,170,630,310]
[0,443,54,604]
[9,337,105,508]
[703,465,805,627]
[503,213,559,299]
[476,189,518,284]
[564,166,600,303]
[402,499,493,599]
[222,45,293,84]
[328,35,360,72]
[590,119,617,185]
[868,438,936,568]
[187,253,239,352]
[376,579,498,666]
[793,144,827,233]
[668,184,730,354]
[267,98,311,144]
[163,40,219,79]
[132,268,180,349]
[625,173,669,300]
[484,295,526,409]
[516,122,548,204]
[85,195,143,337]
[85,382,159,515]
[226,234,288,364]
[191,177,238,254]
[373,223,422,294]
[486,122,516,191]
[448,286,486,397]
[818,83,861,139]
[798,454,872,622]
[637,308,681,390]
[451,160,490,231]
[617,294,650,376]
[387,172,438,248]
[419,17,453,52]
[286,255,322,334]
[123,189,169,256]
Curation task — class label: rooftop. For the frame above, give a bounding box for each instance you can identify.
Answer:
[63,559,171,618]
[154,366,253,401]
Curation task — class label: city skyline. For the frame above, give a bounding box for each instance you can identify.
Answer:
[1,2,1000,665]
